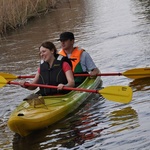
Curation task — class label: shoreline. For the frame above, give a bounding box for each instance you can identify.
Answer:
[0,0,60,37]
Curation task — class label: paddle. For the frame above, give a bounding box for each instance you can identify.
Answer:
[0,68,149,81]
[74,67,150,79]
[0,76,132,104]
[0,72,34,81]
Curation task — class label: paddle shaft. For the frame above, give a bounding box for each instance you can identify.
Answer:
[1,67,150,80]
[17,75,35,78]
[74,73,122,77]
[7,81,99,94]
[16,73,123,78]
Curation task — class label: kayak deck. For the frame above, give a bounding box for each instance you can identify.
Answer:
[7,77,102,137]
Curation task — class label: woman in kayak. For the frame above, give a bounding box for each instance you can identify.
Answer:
[20,41,75,96]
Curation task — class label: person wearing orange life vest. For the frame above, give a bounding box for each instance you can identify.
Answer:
[58,32,100,87]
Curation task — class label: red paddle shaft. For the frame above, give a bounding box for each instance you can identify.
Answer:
[7,81,98,93]
[17,73,122,78]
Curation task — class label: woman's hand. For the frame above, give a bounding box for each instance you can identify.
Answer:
[57,83,65,90]
[19,81,29,88]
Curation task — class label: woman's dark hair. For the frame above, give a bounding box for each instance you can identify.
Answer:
[39,41,57,57]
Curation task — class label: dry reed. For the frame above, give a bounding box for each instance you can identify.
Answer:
[0,0,58,36]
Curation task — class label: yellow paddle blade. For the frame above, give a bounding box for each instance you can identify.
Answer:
[123,67,150,79]
[0,72,17,81]
[99,86,133,104]
[0,75,8,87]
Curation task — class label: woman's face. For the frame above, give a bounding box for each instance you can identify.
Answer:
[39,46,54,62]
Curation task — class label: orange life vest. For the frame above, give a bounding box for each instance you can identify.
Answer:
[59,47,84,72]
[59,47,87,86]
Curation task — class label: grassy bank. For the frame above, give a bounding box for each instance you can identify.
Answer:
[0,0,59,36]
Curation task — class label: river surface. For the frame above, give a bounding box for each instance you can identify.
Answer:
[0,0,150,149]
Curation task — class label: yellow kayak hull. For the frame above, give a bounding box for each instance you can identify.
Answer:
[7,77,102,137]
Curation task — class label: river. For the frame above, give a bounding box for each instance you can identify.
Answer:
[0,0,150,149]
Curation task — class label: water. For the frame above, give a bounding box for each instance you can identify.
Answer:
[0,0,150,149]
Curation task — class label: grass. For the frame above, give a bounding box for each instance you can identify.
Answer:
[0,0,58,36]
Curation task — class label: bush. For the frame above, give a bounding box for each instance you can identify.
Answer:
[0,0,58,35]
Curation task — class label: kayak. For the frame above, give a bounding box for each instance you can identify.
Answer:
[7,77,102,137]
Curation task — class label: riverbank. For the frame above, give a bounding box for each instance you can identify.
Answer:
[0,0,60,36]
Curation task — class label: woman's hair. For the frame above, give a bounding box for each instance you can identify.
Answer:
[39,41,57,57]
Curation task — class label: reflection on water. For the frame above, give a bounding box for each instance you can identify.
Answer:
[108,106,139,133]
[129,77,150,91]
